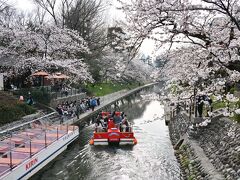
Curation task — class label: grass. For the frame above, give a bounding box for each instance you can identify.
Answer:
[85,83,140,96]
[209,96,240,123]
[212,101,226,111]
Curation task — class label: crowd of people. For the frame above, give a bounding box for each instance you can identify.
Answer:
[55,98,130,131]
[95,111,130,132]
[55,96,101,121]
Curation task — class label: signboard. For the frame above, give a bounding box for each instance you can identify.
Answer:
[0,74,3,90]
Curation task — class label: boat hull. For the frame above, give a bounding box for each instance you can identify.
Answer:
[1,128,79,180]
[90,131,137,146]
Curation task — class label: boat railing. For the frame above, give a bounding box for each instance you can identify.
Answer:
[0,112,57,136]
[0,124,78,177]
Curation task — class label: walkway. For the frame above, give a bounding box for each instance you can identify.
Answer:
[63,83,157,125]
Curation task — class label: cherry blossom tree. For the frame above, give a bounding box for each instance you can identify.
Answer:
[118,0,240,92]
[97,26,154,83]
[0,0,157,86]
[0,24,93,82]
[119,0,240,70]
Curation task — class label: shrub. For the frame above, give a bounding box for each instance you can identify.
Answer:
[12,87,51,105]
[31,88,51,105]
[212,101,226,110]
[233,113,240,123]
[236,100,240,109]
[0,102,36,125]
[229,87,236,94]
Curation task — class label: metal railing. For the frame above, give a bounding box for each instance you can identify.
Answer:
[50,88,85,99]
[9,86,85,101]
[0,122,76,177]
[0,112,56,135]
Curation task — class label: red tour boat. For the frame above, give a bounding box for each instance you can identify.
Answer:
[89,112,137,145]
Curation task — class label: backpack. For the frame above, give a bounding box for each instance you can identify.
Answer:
[90,99,97,106]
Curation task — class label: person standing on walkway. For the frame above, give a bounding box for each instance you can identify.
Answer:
[86,97,91,110]
[97,97,100,106]
[90,96,97,111]
[76,102,81,119]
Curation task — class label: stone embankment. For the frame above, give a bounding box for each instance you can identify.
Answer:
[195,117,240,179]
[169,110,240,180]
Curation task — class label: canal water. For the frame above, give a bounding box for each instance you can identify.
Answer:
[31,87,180,180]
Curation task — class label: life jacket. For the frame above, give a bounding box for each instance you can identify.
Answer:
[102,112,110,117]
[108,119,115,129]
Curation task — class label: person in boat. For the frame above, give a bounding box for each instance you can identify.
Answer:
[95,113,104,132]
[121,115,129,132]
[112,112,122,129]
[103,115,108,128]
[111,111,116,118]
[108,117,116,129]
[121,112,125,119]
[100,112,109,128]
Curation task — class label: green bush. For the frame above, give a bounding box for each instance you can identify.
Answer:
[13,87,51,105]
[0,102,36,125]
[233,113,240,123]
[212,101,226,110]
[229,87,236,94]
[31,88,51,105]
[236,100,240,109]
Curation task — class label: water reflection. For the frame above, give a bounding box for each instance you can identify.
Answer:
[31,89,180,180]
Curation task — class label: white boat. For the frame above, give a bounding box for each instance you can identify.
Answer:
[0,124,79,180]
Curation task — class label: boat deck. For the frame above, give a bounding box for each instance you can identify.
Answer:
[0,125,77,177]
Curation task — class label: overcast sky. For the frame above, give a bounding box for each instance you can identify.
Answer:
[9,0,35,11]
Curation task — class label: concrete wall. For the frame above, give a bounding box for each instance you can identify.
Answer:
[50,93,87,108]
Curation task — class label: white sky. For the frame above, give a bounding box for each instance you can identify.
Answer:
[9,0,35,11]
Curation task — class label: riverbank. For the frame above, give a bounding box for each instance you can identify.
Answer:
[0,83,157,133]
[168,110,240,180]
